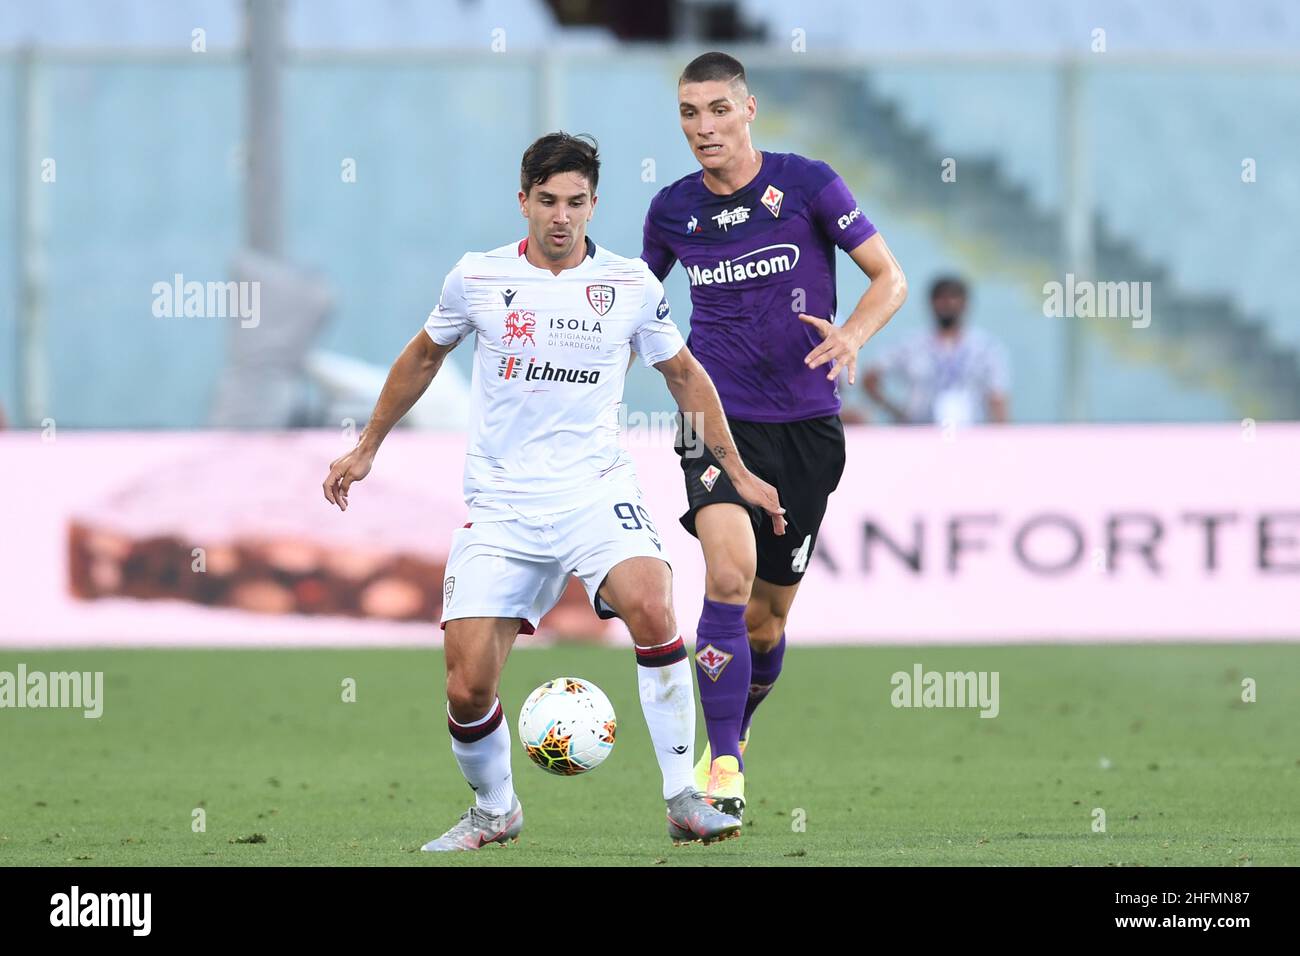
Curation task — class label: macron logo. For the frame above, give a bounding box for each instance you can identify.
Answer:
[685,243,801,287]
[50,886,151,936]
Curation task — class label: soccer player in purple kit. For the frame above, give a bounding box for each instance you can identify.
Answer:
[642,53,908,819]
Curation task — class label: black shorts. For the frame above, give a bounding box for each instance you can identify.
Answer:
[674,414,846,587]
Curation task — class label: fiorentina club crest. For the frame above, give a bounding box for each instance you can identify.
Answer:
[695,644,734,682]
[502,309,536,346]
[586,284,615,316]
[761,184,784,218]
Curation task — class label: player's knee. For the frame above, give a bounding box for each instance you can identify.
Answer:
[705,566,753,605]
[624,593,676,646]
[445,671,497,723]
[745,601,787,649]
[747,619,785,653]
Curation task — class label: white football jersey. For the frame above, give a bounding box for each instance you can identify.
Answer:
[424,237,685,520]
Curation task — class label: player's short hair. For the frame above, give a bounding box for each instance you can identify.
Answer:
[679,52,749,98]
[520,132,600,197]
[930,276,969,300]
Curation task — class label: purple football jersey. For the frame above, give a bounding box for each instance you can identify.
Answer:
[642,151,877,422]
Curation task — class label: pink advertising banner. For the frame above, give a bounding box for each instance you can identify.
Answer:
[1,425,1296,646]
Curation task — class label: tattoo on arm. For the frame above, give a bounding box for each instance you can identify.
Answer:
[712,445,726,460]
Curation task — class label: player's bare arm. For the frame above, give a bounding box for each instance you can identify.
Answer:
[987,391,1010,423]
[322,331,457,511]
[802,232,908,384]
[654,345,786,535]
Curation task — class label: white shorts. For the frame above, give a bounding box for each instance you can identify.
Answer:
[440,479,671,634]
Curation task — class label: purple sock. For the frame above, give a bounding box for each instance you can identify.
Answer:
[694,598,751,770]
[740,633,786,739]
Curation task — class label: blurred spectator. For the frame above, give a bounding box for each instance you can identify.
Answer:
[862,276,1010,424]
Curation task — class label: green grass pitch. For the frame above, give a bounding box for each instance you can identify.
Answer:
[1,644,1297,866]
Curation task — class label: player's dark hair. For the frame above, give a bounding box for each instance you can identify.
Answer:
[930,276,969,300]
[679,51,749,96]
[520,132,600,196]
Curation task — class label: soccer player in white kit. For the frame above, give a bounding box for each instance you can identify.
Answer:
[323,133,784,850]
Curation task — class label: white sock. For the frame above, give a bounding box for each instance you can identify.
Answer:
[635,636,697,799]
[447,699,514,815]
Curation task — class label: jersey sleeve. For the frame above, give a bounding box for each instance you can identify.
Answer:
[630,265,685,368]
[422,259,474,345]
[809,163,878,253]
[640,192,678,281]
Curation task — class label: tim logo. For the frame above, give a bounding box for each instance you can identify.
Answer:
[586,284,615,316]
[502,310,535,346]
[695,644,734,682]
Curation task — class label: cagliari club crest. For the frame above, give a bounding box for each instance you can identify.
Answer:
[586,284,615,316]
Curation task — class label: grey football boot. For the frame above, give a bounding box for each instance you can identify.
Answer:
[421,796,523,852]
[666,787,742,845]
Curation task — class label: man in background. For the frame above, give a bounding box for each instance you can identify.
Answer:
[863,276,1010,425]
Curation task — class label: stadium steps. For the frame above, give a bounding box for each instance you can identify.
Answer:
[750,66,1300,419]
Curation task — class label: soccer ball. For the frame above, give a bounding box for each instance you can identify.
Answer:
[517,677,616,776]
